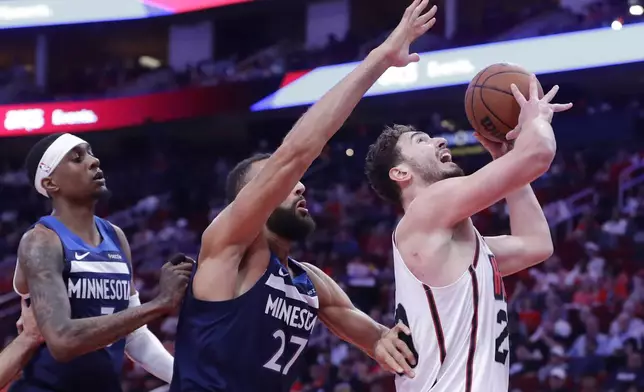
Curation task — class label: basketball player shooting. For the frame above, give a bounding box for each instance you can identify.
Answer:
[10,133,193,392]
[170,1,437,391]
[364,76,572,392]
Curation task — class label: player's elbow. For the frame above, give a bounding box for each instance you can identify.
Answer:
[527,238,554,268]
[45,328,81,362]
[47,339,76,362]
[525,144,555,177]
[534,241,554,264]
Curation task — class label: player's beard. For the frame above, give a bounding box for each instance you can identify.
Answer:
[441,163,465,179]
[414,160,464,184]
[93,187,112,202]
[266,203,316,242]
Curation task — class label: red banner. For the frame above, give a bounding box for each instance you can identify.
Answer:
[0,86,242,138]
[145,0,253,13]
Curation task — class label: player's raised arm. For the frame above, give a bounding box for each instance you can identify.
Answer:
[406,76,572,230]
[201,0,438,255]
[473,136,554,276]
[19,226,191,363]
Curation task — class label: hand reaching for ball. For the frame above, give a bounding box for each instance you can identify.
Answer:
[378,0,437,68]
[506,74,573,140]
[474,132,511,160]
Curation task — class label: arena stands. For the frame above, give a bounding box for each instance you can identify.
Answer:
[1,0,644,391]
[0,105,643,391]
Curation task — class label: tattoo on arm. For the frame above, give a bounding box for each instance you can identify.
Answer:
[19,227,72,350]
[19,227,165,362]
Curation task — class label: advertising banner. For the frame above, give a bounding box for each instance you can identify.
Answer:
[252,23,644,111]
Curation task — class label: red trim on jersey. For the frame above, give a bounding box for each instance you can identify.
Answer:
[472,234,481,268]
[465,266,479,392]
[423,284,446,364]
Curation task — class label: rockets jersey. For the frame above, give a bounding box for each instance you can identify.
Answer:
[170,255,319,392]
[392,229,509,392]
[11,215,131,392]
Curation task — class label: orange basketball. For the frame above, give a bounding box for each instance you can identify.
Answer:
[464,63,543,142]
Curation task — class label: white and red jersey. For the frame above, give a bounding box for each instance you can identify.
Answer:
[392,230,509,392]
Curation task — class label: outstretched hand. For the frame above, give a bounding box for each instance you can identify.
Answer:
[378,0,438,67]
[373,322,417,378]
[506,74,573,140]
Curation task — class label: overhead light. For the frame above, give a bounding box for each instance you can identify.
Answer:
[611,19,623,30]
[630,5,644,15]
[139,56,161,69]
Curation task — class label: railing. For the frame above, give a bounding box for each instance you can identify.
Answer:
[543,187,598,236]
[618,159,644,210]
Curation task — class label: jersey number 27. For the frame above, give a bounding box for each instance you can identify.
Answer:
[263,330,308,375]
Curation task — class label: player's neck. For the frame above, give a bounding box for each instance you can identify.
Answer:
[266,231,291,265]
[51,199,98,242]
[400,183,427,211]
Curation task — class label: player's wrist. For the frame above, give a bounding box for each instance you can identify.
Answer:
[16,332,42,348]
[146,297,174,315]
[367,47,396,68]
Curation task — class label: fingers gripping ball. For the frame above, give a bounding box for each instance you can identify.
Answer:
[465,63,544,142]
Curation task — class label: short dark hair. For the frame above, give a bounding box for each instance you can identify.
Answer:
[24,133,64,188]
[365,125,416,206]
[225,153,272,202]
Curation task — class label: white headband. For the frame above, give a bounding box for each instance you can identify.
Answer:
[34,133,87,197]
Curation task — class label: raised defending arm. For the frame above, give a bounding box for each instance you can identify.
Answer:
[20,226,190,363]
[406,76,572,230]
[200,0,438,257]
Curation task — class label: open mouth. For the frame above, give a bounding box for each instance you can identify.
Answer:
[93,171,105,183]
[439,150,452,163]
[296,199,309,214]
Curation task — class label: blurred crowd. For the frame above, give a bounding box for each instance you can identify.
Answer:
[1,0,644,390]
[0,120,643,391]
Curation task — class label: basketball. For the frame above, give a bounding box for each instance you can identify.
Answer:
[464,63,544,142]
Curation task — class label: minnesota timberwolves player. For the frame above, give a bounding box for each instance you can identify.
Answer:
[170,1,437,390]
[11,133,193,392]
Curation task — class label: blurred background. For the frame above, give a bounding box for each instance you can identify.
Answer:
[1,0,644,391]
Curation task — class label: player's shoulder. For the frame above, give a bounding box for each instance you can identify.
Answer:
[297,261,320,274]
[199,207,247,260]
[297,261,329,284]
[402,176,470,231]
[18,224,63,269]
[20,224,58,249]
[106,221,127,241]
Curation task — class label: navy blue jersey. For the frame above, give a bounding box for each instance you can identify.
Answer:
[170,255,319,392]
[10,216,131,392]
